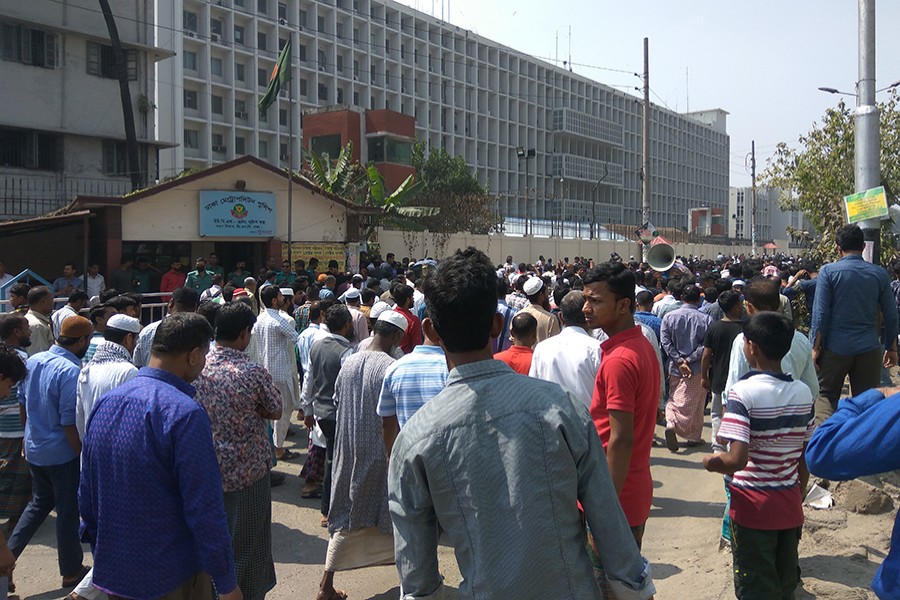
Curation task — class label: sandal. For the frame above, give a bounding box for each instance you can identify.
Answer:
[62,565,90,588]
[276,449,299,461]
[301,486,323,499]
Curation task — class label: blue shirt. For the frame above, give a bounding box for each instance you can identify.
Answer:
[495,300,518,353]
[377,345,448,427]
[19,345,80,466]
[806,388,900,598]
[52,276,84,294]
[810,254,898,355]
[634,311,661,343]
[79,368,237,598]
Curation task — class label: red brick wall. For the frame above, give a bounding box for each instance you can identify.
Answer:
[302,110,362,161]
[365,109,415,137]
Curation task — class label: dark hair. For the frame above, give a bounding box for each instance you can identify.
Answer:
[559,290,586,327]
[373,319,404,337]
[68,291,89,304]
[215,302,256,342]
[743,312,793,361]
[635,290,655,308]
[0,343,27,383]
[212,274,224,285]
[106,294,138,312]
[497,277,509,298]
[98,288,120,304]
[222,285,236,302]
[318,298,337,314]
[704,286,719,304]
[836,224,865,252]
[633,270,645,285]
[682,284,701,304]
[666,278,684,299]
[552,284,570,308]
[89,305,112,325]
[259,285,280,308]
[510,311,538,338]
[26,285,52,306]
[306,285,320,301]
[104,327,132,345]
[308,301,323,323]
[714,278,733,294]
[57,335,87,347]
[197,301,220,329]
[63,262,76,270]
[151,313,213,356]
[171,287,199,311]
[328,259,339,269]
[717,290,742,314]
[361,288,376,303]
[391,281,414,306]
[425,247,498,352]
[0,315,27,341]
[583,262,636,313]
[9,283,30,299]
[744,278,780,312]
[324,304,352,332]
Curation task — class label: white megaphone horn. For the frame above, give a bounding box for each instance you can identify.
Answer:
[647,236,676,272]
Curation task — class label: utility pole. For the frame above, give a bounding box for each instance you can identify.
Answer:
[857,0,880,264]
[750,140,757,256]
[641,37,650,262]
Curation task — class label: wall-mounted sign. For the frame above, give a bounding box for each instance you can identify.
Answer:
[283,242,346,270]
[199,191,276,237]
[844,186,889,224]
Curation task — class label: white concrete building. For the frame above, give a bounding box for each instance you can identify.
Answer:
[156,0,730,232]
[729,186,814,246]
[0,0,173,219]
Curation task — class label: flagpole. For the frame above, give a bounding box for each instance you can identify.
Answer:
[287,37,294,269]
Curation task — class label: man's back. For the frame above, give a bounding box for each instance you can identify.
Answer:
[529,326,601,408]
[21,346,80,466]
[253,309,298,383]
[389,359,652,599]
[376,345,448,427]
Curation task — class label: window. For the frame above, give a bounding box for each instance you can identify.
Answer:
[102,140,127,175]
[182,10,198,32]
[235,62,245,81]
[279,108,287,126]
[317,83,328,101]
[259,108,268,123]
[336,87,344,103]
[299,10,307,27]
[279,38,287,51]
[353,91,359,105]
[280,143,288,160]
[212,133,225,152]
[211,94,223,114]
[298,44,307,61]
[183,90,198,109]
[317,16,325,32]
[336,23,344,39]
[235,99,247,118]
[0,23,58,69]
[257,0,268,15]
[299,78,307,96]
[234,0,244,5]
[353,59,359,78]
[278,2,287,19]
[86,42,137,80]
[336,55,343,72]
[258,139,268,158]
[210,57,223,76]
[257,32,267,51]
[210,19,223,38]
[184,129,199,149]
[234,25,244,45]
[235,136,246,155]
[0,127,62,171]
[183,50,197,70]
[385,38,390,54]
[353,28,360,43]
[317,49,326,71]
[310,134,342,159]
[258,68,268,87]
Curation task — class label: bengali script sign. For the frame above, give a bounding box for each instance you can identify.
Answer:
[283,242,347,269]
[199,191,276,237]
[844,186,888,224]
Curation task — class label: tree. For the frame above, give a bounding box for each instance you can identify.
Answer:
[300,142,365,198]
[763,93,900,265]
[98,0,142,190]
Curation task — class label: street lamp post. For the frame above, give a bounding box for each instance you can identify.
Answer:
[517,147,536,237]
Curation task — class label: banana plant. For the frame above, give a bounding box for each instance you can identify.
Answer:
[299,142,365,198]
[361,164,438,241]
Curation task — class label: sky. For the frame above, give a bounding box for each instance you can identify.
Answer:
[393,0,900,187]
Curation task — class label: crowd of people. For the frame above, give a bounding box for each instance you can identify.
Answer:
[0,222,899,599]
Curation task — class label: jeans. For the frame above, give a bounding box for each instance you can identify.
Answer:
[816,347,882,425]
[8,457,83,577]
[319,418,337,517]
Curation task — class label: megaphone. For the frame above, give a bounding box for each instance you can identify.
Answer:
[647,236,676,272]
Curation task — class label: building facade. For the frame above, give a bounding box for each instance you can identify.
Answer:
[0,0,172,219]
[728,186,814,246]
[157,0,730,232]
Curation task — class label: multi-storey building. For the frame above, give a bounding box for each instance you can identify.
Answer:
[729,186,814,244]
[157,0,729,232]
[0,0,172,219]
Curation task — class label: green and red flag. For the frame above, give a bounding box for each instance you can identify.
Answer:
[258,39,292,116]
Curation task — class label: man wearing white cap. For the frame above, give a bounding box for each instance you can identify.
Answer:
[71,313,141,600]
[343,287,369,349]
[357,303,403,359]
[519,276,561,343]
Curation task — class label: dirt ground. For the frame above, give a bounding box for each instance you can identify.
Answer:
[8,419,893,600]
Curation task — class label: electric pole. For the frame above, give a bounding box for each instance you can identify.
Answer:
[641,37,650,262]
[857,0,880,264]
[750,140,757,256]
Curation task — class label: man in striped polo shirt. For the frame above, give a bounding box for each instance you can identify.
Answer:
[0,317,31,540]
[704,312,815,599]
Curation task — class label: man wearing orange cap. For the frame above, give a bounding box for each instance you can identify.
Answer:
[9,315,92,588]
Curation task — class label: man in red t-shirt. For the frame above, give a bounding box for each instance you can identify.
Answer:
[159,260,186,302]
[493,312,537,374]
[582,262,660,549]
[392,282,422,354]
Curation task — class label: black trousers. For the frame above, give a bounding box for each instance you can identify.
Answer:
[731,522,801,600]
[319,418,337,517]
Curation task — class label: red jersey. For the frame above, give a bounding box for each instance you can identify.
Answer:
[493,345,534,375]
[395,306,423,355]
[590,325,660,527]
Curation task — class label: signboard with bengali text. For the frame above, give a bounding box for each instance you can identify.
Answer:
[282,242,347,270]
[199,191,276,237]
[843,186,889,224]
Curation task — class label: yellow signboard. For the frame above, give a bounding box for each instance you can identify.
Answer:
[844,186,889,224]
[282,242,346,269]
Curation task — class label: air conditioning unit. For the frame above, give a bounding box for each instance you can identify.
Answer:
[280,153,290,160]
[235,111,248,119]
[212,144,227,152]
[210,33,220,42]
[186,30,196,38]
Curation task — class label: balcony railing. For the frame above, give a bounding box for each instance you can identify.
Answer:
[552,108,623,147]
[0,173,131,219]
[551,155,624,186]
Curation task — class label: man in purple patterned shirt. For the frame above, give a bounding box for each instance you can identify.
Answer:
[195,303,283,599]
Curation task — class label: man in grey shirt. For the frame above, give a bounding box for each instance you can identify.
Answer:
[388,247,655,600]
